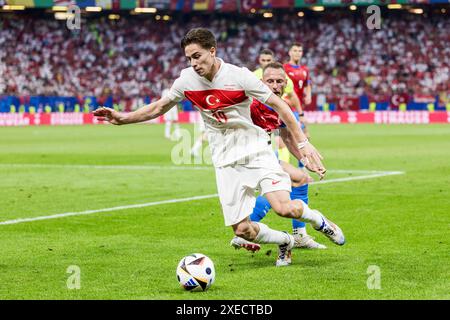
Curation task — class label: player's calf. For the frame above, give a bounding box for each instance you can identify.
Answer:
[295,201,345,246]
[270,197,346,246]
[231,220,296,265]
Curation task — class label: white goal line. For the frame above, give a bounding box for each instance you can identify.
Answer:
[0,170,404,226]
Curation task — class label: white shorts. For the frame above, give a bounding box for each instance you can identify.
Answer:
[165,106,178,122]
[214,149,291,226]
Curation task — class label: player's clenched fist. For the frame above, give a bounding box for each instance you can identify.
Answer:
[93,107,124,125]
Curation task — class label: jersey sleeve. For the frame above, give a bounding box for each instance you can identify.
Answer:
[166,76,186,103]
[240,67,273,103]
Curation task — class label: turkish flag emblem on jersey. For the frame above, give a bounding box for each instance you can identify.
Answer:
[184,89,248,110]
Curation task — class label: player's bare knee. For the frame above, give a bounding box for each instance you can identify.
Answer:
[232,221,253,239]
[280,205,293,217]
[293,199,305,217]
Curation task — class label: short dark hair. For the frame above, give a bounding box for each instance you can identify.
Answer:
[263,62,285,73]
[181,28,217,50]
[290,43,303,50]
[259,48,274,56]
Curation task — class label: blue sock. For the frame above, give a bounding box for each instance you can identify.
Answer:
[250,196,271,222]
[291,184,309,229]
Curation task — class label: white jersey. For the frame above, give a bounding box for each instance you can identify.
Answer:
[161,88,170,98]
[167,58,273,167]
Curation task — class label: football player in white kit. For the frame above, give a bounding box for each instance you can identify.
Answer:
[94,28,344,267]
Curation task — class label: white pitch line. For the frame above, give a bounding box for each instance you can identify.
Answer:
[311,171,404,185]
[0,171,403,226]
[0,163,212,171]
[0,194,219,226]
[326,169,404,174]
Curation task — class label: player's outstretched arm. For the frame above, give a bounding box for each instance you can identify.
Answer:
[287,90,303,115]
[299,113,310,140]
[265,93,326,178]
[287,91,310,139]
[279,127,305,163]
[93,97,178,125]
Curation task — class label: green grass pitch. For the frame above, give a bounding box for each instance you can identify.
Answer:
[0,124,449,299]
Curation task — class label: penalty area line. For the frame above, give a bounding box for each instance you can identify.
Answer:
[0,171,404,226]
[311,171,404,185]
[0,194,218,226]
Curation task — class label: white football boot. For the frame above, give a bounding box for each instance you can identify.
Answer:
[230,236,261,253]
[276,233,295,267]
[314,210,346,245]
[294,234,327,249]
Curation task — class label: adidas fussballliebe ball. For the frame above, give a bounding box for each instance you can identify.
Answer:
[176,253,215,291]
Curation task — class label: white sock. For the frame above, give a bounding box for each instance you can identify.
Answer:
[293,227,307,237]
[297,200,324,229]
[165,122,171,137]
[254,222,290,245]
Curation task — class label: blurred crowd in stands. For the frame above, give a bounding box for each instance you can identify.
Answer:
[0,10,448,111]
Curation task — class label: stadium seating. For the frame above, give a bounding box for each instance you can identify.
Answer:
[0,10,448,111]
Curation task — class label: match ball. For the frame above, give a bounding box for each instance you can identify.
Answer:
[176,253,215,291]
